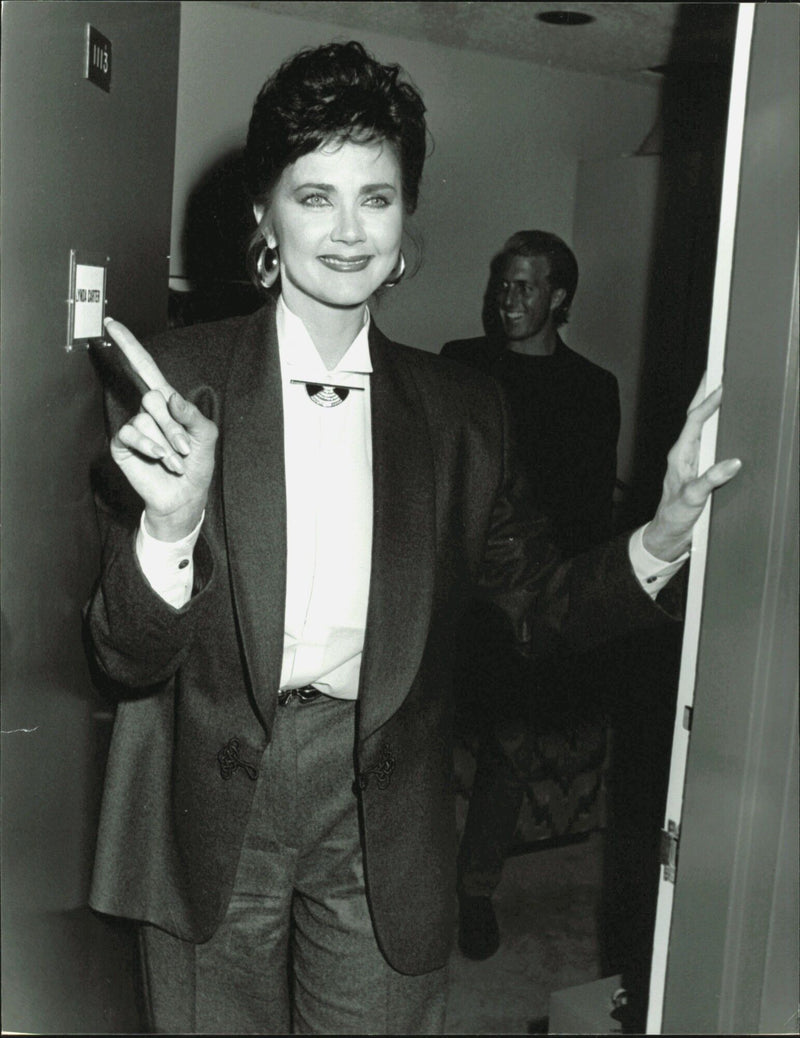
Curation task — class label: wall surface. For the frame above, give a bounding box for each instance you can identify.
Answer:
[570,155,661,489]
[171,1,661,353]
[0,2,180,1031]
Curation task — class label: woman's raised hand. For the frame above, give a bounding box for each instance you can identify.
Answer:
[104,318,218,541]
[643,375,742,562]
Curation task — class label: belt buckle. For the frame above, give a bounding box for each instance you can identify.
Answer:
[296,686,320,704]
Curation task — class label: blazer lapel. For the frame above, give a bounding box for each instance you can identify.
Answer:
[357,326,436,741]
[221,303,286,729]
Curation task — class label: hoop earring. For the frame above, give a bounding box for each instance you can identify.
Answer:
[383,251,406,288]
[257,243,280,290]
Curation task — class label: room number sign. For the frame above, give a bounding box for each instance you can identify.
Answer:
[85,24,112,93]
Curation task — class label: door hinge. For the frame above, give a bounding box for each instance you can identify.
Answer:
[660,819,680,883]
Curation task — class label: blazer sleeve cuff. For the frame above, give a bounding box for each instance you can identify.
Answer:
[87,521,216,689]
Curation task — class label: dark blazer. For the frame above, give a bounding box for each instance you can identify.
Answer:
[86,300,675,975]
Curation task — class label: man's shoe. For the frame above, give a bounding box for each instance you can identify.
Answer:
[458,894,500,960]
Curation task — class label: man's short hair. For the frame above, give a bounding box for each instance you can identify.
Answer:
[492,230,579,327]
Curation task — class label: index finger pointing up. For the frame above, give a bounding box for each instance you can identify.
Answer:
[104,317,174,397]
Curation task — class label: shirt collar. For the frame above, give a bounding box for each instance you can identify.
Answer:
[276,294,373,378]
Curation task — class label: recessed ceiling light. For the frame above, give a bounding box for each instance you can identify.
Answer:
[536,11,595,26]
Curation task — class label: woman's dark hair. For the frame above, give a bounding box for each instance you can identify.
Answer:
[490,230,579,327]
[244,41,427,288]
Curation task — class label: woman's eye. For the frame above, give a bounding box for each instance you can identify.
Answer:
[299,194,330,207]
[363,195,390,208]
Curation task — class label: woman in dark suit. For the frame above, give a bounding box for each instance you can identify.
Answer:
[86,40,740,1035]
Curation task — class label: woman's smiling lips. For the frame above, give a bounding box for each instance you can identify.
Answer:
[318,254,373,272]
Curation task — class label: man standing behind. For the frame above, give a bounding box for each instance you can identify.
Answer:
[441,230,621,960]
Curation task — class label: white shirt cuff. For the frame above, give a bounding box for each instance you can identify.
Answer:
[628,524,689,600]
[135,511,204,608]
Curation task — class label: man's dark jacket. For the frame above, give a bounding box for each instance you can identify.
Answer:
[441,334,620,556]
[86,300,675,976]
[441,333,622,717]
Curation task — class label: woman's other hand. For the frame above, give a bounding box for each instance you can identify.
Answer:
[643,376,742,562]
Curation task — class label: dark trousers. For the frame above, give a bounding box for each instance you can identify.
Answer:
[139,694,447,1034]
[457,719,534,898]
[456,637,608,900]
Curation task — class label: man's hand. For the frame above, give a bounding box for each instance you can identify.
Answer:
[105,318,218,541]
[643,376,742,562]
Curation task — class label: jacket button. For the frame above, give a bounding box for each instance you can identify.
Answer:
[356,741,396,791]
[217,738,258,781]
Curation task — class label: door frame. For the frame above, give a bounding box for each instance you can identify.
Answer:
[647,3,800,1032]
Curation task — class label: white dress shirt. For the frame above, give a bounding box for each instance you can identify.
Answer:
[135,295,686,698]
[275,296,373,698]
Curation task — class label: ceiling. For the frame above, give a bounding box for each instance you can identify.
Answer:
[232,2,737,83]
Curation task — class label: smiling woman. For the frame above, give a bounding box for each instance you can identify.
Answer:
[85,36,739,1038]
[244,43,425,283]
[252,140,404,364]
[237,42,426,365]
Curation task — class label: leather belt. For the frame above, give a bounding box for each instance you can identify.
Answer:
[277,685,323,706]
